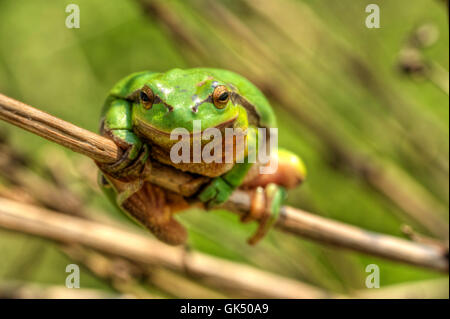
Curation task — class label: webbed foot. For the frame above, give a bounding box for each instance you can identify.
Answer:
[96,143,149,181]
[197,177,235,207]
[243,183,286,245]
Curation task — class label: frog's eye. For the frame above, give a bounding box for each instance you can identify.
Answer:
[140,85,154,110]
[212,85,230,109]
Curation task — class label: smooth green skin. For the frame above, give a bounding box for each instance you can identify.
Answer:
[104,68,277,132]
[100,68,285,209]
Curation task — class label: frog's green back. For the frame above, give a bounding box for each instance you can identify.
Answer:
[197,68,277,128]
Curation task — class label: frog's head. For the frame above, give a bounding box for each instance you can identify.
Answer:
[130,69,248,146]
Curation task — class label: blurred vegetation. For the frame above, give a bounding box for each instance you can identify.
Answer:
[0,0,448,298]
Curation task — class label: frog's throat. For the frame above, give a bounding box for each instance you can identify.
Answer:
[134,114,239,138]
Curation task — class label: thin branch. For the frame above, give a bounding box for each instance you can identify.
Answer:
[61,246,198,299]
[0,198,332,299]
[0,93,448,272]
[0,93,121,163]
[0,281,135,299]
[225,191,448,272]
[352,278,449,299]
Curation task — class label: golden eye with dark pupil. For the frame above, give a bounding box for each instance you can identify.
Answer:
[218,92,229,101]
[140,85,154,109]
[140,91,150,102]
[212,85,230,109]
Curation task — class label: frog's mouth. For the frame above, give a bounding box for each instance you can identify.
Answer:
[134,114,239,138]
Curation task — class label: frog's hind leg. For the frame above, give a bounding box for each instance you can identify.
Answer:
[123,183,189,245]
[103,175,189,245]
[242,148,306,190]
[98,172,118,206]
[239,148,306,245]
[240,184,286,245]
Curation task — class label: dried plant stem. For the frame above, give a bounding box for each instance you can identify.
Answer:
[352,278,449,299]
[0,93,121,163]
[0,93,448,272]
[0,198,331,299]
[0,281,133,299]
[226,191,448,272]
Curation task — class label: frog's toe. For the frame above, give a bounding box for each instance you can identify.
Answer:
[97,144,149,181]
[198,177,234,207]
[246,183,286,245]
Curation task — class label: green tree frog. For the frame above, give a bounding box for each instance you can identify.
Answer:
[97,68,306,245]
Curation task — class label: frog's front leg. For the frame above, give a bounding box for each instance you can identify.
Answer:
[240,148,306,245]
[97,98,149,181]
[198,161,254,207]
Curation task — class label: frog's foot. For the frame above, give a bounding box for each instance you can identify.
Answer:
[242,183,286,245]
[198,177,235,207]
[242,148,306,190]
[96,144,150,182]
[107,176,189,245]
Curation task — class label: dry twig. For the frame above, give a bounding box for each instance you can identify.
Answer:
[0,93,120,163]
[352,278,449,299]
[0,198,331,299]
[0,281,134,299]
[0,93,448,272]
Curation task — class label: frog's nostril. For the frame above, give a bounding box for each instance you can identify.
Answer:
[191,95,213,113]
[160,101,174,112]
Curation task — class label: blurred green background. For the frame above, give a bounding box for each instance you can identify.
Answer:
[0,0,448,298]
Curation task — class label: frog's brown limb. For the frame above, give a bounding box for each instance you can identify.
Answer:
[96,120,149,181]
[241,186,265,223]
[242,157,304,190]
[241,184,284,245]
[106,175,189,245]
[96,143,149,182]
[239,149,304,244]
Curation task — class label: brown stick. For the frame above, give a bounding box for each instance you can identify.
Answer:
[0,198,331,299]
[351,278,449,299]
[0,281,134,299]
[0,93,121,163]
[280,205,448,271]
[226,190,448,272]
[0,93,448,272]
